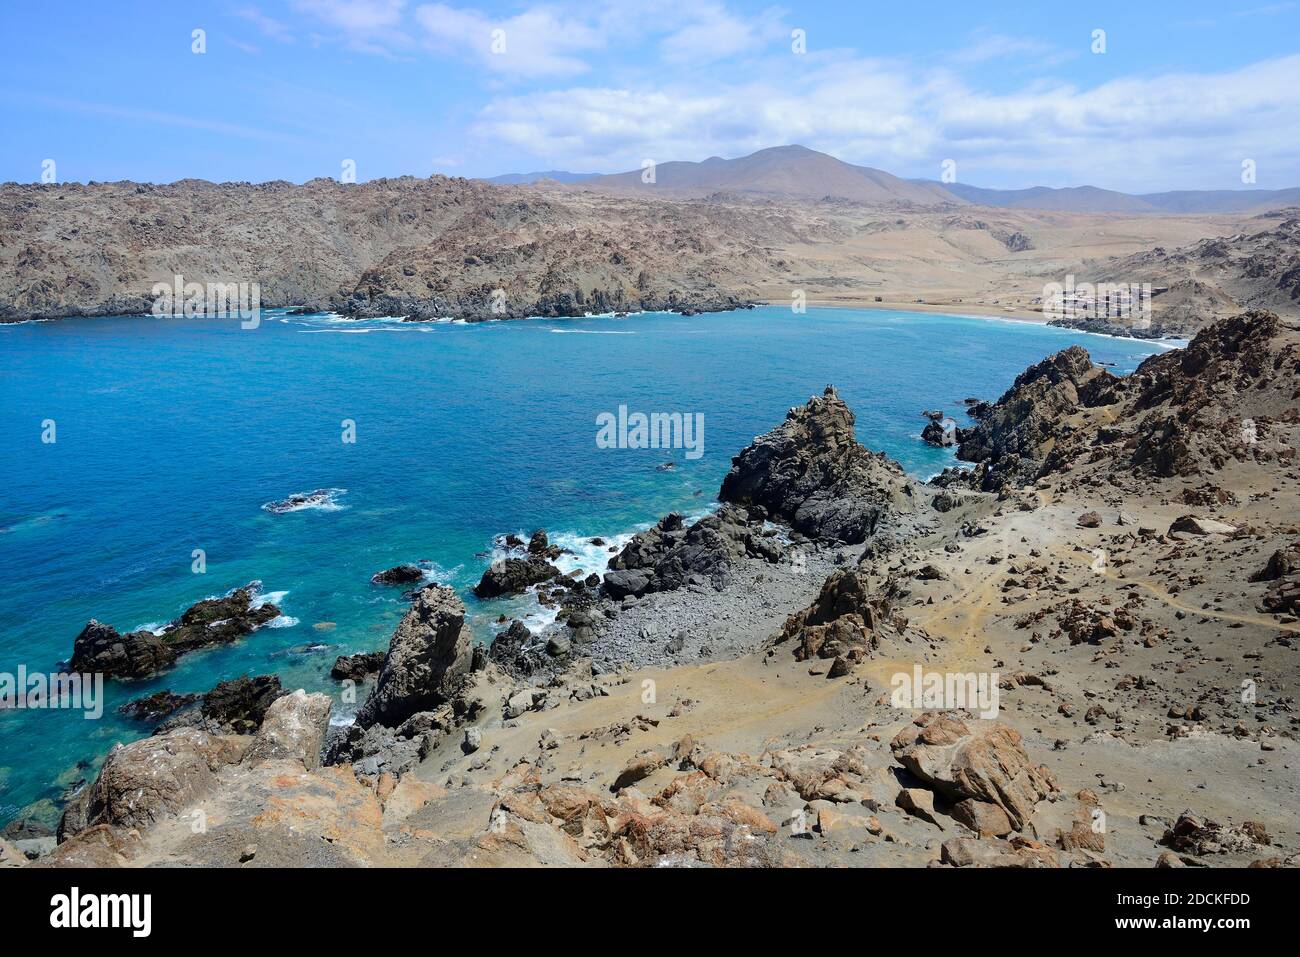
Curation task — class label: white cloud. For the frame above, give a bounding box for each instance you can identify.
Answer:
[472,53,1300,191]
[413,3,605,76]
[659,4,786,64]
[234,6,296,43]
[292,0,411,54]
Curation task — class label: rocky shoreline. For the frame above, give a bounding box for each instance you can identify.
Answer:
[7,310,1299,869]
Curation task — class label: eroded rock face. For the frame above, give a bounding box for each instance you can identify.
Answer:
[70,583,281,680]
[889,712,1058,832]
[355,585,472,729]
[604,505,783,598]
[719,386,916,544]
[59,729,248,837]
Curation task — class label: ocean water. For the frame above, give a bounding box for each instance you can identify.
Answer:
[0,305,1171,827]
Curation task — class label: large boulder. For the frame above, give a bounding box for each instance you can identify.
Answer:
[245,690,333,769]
[890,712,1058,832]
[355,585,472,729]
[719,386,915,544]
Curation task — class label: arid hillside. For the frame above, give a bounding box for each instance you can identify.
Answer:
[1,171,1295,335]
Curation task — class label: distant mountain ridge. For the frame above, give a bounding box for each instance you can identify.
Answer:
[931,180,1300,214]
[479,144,1300,213]
[486,170,600,185]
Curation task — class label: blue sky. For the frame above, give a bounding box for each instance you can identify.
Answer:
[1,1,1298,190]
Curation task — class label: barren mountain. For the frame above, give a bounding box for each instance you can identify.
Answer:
[940,181,1300,215]
[578,145,962,206]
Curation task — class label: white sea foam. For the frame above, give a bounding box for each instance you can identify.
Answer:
[548,328,636,335]
[252,589,289,610]
[262,488,347,513]
[265,614,300,628]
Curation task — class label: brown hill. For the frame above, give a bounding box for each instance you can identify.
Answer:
[580,145,962,206]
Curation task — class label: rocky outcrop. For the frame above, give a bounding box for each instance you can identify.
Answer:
[155,675,287,735]
[953,311,1298,489]
[890,712,1058,832]
[118,690,199,722]
[1126,311,1298,478]
[775,567,917,665]
[719,386,916,544]
[59,729,249,837]
[355,585,472,729]
[69,583,282,680]
[69,620,176,680]
[474,556,562,598]
[603,505,783,598]
[488,619,550,676]
[954,346,1119,491]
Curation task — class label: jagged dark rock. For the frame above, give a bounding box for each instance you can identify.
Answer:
[155,675,287,736]
[118,690,200,723]
[473,556,562,598]
[355,585,472,729]
[775,568,919,661]
[719,386,916,543]
[371,564,424,585]
[954,347,1120,491]
[603,505,783,598]
[69,583,281,680]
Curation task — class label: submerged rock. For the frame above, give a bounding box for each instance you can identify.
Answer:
[330,651,387,681]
